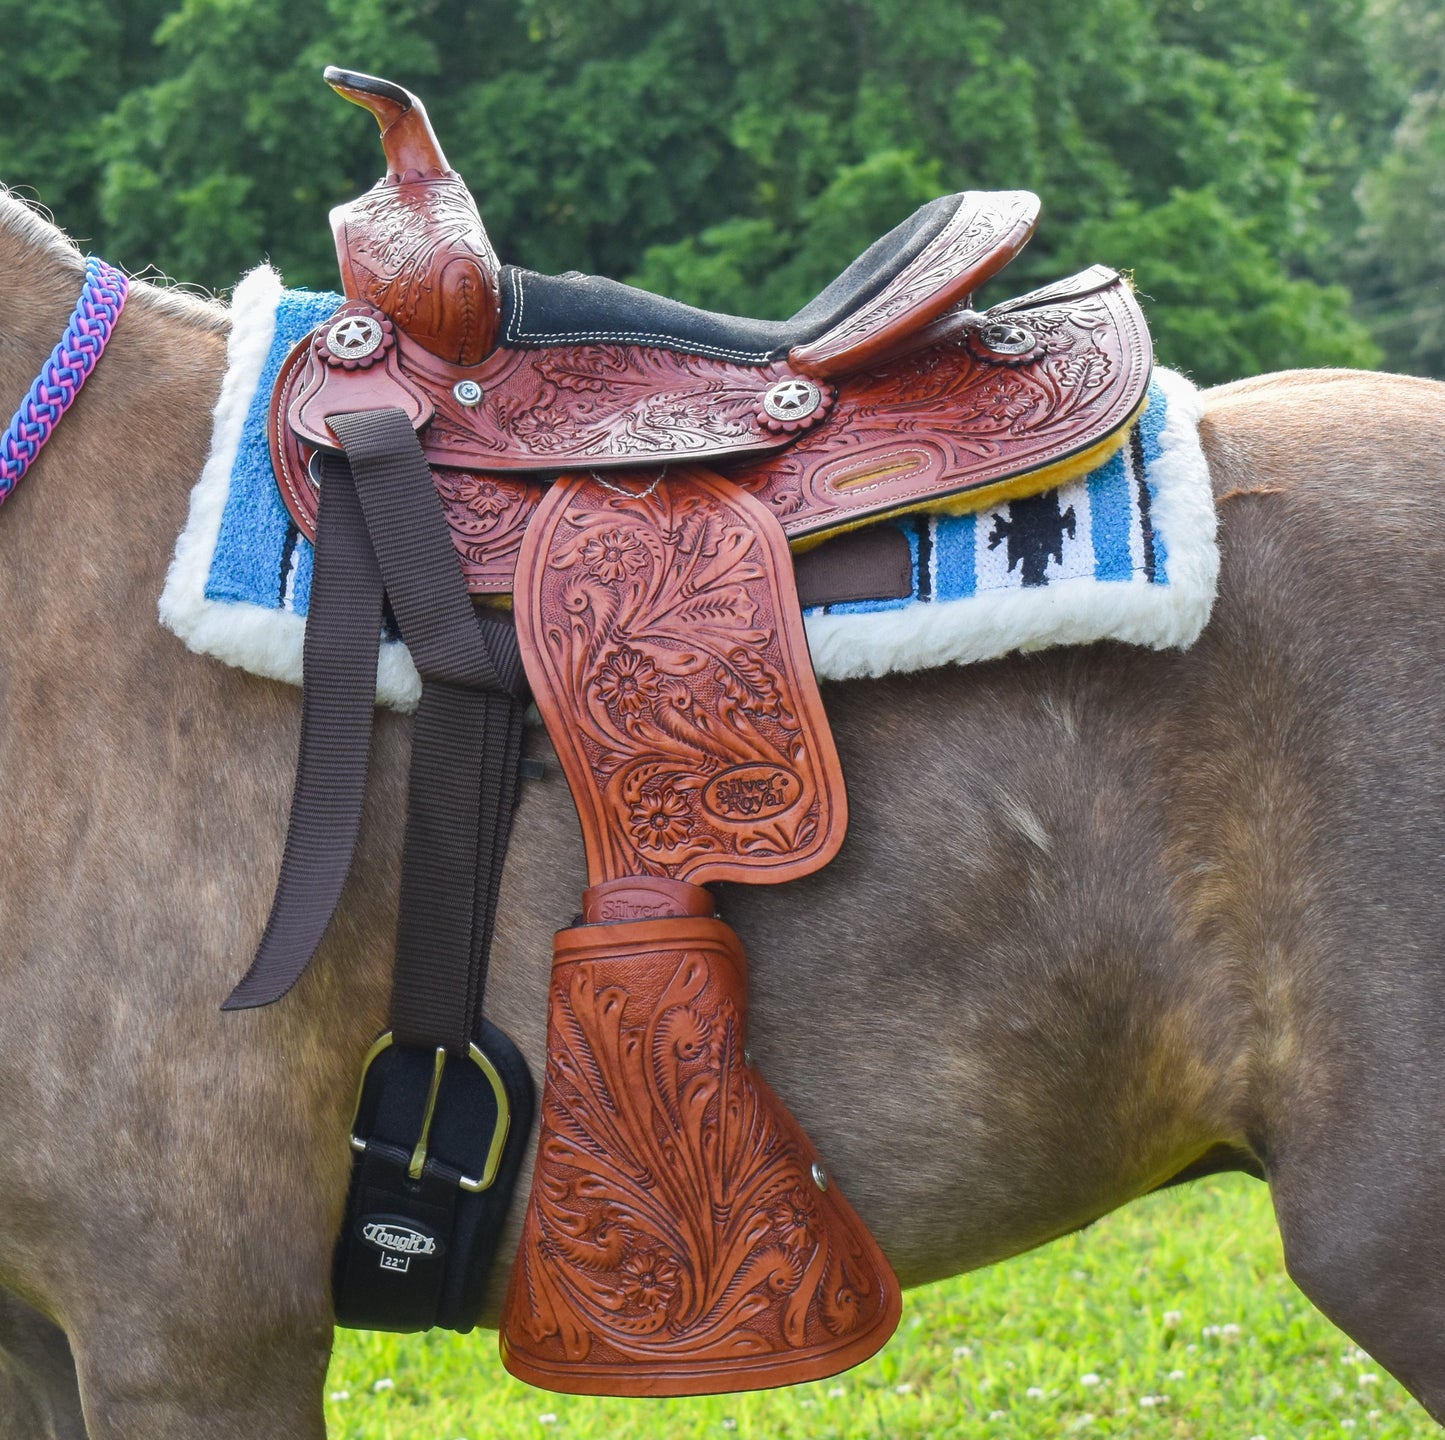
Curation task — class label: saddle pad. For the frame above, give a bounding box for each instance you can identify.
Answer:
[159,268,1215,710]
[803,364,1215,680]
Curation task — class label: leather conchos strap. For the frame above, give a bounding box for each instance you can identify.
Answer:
[500,912,901,1395]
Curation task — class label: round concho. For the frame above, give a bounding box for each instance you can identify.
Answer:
[324,314,388,365]
[966,319,1046,365]
[758,376,832,434]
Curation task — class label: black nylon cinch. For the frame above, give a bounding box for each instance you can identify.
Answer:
[224,406,534,1334]
[225,408,527,1019]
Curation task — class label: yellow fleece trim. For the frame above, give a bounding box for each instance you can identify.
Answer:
[787,392,1148,552]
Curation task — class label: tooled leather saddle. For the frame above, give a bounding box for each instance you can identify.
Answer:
[239,68,1151,1397]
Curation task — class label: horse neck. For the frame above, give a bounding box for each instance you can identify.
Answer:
[0,195,229,590]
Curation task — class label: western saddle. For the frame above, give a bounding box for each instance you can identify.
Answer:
[234,68,1152,1397]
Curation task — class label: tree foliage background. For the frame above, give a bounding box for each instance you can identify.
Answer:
[2,0,1440,385]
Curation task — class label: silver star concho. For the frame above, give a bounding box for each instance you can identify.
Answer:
[325,315,385,361]
[762,378,823,423]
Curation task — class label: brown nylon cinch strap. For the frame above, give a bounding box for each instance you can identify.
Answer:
[223,447,384,1009]
[225,407,527,1030]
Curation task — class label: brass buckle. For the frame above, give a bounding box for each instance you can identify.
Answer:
[348,1032,511,1193]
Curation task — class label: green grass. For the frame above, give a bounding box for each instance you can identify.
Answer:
[325,1175,1436,1438]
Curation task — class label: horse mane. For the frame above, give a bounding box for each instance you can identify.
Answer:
[0,186,229,334]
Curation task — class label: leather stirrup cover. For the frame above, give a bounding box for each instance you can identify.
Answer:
[499,913,901,1395]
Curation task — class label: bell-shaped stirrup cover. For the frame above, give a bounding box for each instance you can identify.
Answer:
[499,913,901,1396]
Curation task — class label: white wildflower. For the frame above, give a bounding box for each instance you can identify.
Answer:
[539,1416,558,1427]
[1139,1394,1167,1407]
[328,1391,350,1402]
[953,1344,974,1358]
[827,1386,846,1397]
[1026,1386,1045,1399]
[721,1421,737,1433]
[1358,1372,1380,1387]
[1162,1310,1182,1326]
[988,1410,1006,1421]
[1221,1323,1241,1337]
[1080,1372,1101,1387]
[894,1382,914,1395]
[1168,1369,1186,1380]
[372,1378,395,1393]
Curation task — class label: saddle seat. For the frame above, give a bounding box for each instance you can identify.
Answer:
[498,188,1036,369]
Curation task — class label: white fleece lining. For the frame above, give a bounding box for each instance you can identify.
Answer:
[157,266,423,709]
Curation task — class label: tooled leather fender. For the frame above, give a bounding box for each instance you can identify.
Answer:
[500,470,899,1394]
[511,469,847,886]
[270,267,1150,592]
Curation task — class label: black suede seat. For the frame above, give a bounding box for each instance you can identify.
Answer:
[498,193,964,365]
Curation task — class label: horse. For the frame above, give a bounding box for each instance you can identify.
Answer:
[0,188,1441,1439]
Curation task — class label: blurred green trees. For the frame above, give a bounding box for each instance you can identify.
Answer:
[1,0,1437,383]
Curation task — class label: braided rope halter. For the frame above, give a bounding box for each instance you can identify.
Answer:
[0,255,129,508]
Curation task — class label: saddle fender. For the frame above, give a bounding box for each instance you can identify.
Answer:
[502,470,899,1392]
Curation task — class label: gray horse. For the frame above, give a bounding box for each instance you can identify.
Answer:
[1,190,1441,1438]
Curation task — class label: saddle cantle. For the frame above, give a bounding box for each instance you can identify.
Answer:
[261,68,1154,1396]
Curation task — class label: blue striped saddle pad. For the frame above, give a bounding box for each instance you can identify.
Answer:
[160,268,1218,710]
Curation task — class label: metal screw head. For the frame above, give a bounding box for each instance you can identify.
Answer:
[811,1161,829,1191]
[326,314,385,361]
[453,379,484,407]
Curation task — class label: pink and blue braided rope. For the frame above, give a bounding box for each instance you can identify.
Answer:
[0,256,129,507]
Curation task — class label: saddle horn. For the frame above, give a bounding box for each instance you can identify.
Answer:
[324,67,451,178]
[324,69,501,366]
